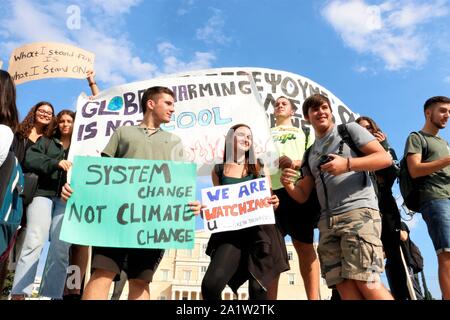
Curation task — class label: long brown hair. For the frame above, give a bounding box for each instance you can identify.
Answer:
[16,101,55,139]
[0,70,19,131]
[50,109,76,139]
[355,116,381,133]
[223,124,259,178]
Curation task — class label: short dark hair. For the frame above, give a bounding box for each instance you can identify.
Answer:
[141,86,175,115]
[423,96,450,112]
[302,94,331,118]
[275,96,298,111]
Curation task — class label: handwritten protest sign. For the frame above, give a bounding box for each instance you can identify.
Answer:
[201,177,275,233]
[69,74,276,178]
[60,156,197,249]
[8,42,94,85]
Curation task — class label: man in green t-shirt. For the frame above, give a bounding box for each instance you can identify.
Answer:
[62,86,201,300]
[404,96,450,300]
[267,96,321,300]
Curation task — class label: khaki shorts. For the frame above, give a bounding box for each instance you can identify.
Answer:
[318,208,384,288]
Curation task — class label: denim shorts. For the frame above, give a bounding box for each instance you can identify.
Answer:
[420,198,450,255]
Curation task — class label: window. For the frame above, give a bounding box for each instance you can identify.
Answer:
[161,269,169,281]
[287,251,293,261]
[200,266,207,279]
[200,243,208,258]
[288,274,295,285]
[183,270,191,281]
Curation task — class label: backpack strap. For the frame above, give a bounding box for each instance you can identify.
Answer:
[301,125,311,151]
[300,145,313,176]
[411,131,428,161]
[337,123,373,187]
[337,123,364,157]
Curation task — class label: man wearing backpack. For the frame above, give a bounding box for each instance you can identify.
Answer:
[281,93,393,299]
[403,96,450,299]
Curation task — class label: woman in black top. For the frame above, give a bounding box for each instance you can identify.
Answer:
[201,124,289,300]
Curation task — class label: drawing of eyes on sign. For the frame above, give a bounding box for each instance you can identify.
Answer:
[7,42,94,85]
[68,67,358,182]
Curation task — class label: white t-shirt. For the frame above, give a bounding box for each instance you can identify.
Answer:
[0,124,14,166]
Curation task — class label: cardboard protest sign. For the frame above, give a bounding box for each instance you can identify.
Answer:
[8,42,94,84]
[60,156,197,249]
[69,74,276,178]
[201,177,275,233]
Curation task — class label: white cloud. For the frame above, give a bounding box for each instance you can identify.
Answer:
[91,0,142,15]
[196,8,231,45]
[77,27,157,85]
[322,0,449,70]
[0,0,217,86]
[157,42,177,56]
[177,0,196,16]
[5,0,70,44]
[354,66,368,73]
[158,42,216,74]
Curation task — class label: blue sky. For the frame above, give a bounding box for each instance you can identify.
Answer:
[1,0,449,299]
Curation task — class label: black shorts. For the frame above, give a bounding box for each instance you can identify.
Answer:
[274,188,321,244]
[91,246,164,282]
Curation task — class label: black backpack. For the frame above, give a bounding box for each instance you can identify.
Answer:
[408,240,424,273]
[398,132,428,213]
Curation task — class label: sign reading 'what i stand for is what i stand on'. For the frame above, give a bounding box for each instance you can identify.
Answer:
[8,42,94,85]
[60,156,197,249]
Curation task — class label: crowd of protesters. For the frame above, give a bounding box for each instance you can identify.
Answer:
[1,67,449,300]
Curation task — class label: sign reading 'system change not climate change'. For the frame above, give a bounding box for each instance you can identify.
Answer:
[60,156,197,249]
[8,42,95,85]
[201,177,275,233]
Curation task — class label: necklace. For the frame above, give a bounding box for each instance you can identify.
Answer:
[143,126,160,136]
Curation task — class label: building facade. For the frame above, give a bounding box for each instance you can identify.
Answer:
[115,231,331,300]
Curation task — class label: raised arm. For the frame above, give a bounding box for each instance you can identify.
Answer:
[86,70,100,96]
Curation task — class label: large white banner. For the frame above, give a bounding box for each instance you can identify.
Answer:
[170,67,358,130]
[69,74,276,177]
[69,67,358,180]
[201,177,275,233]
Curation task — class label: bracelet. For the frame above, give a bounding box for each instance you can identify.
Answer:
[89,82,96,86]
[347,157,352,172]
